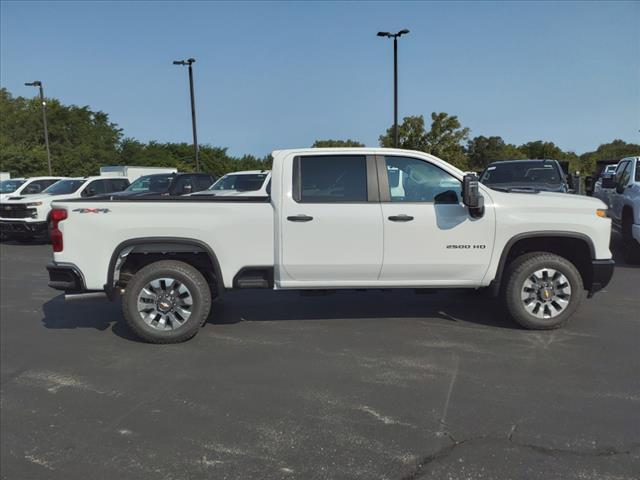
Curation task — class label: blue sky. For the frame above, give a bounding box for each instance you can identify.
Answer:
[1,1,638,157]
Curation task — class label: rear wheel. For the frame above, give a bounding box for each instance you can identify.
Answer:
[122,260,211,343]
[503,252,584,329]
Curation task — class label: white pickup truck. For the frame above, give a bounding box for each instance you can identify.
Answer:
[1,176,129,241]
[47,148,614,343]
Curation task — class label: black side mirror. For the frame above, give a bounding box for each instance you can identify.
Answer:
[462,173,484,219]
[601,175,616,189]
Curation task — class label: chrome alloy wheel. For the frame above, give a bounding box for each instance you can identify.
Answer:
[136,277,193,330]
[521,268,572,319]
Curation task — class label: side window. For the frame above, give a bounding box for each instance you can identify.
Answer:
[295,155,367,203]
[83,180,106,197]
[385,156,461,204]
[615,161,632,187]
[109,179,129,192]
[41,179,60,189]
[195,176,213,191]
[635,160,640,183]
[24,181,45,194]
[174,176,194,195]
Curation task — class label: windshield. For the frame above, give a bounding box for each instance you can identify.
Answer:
[480,161,562,188]
[0,179,25,193]
[43,179,85,195]
[126,175,174,193]
[209,173,268,192]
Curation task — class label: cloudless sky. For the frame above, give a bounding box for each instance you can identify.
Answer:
[1,1,639,157]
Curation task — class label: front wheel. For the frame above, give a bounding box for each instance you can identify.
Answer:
[122,260,212,343]
[503,252,585,330]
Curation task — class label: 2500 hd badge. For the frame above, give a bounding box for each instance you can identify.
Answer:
[446,244,486,249]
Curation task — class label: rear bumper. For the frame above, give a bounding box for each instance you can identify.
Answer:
[0,220,47,237]
[588,259,615,297]
[46,262,88,293]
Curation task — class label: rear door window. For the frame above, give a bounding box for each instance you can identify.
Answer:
[83,180,106,197]
[294,155,367,203]
[195,176,213,191]
[108,179,130,192]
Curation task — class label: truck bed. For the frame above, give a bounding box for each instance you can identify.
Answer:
[52,197,274,290]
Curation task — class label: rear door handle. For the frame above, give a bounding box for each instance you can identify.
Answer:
[388,214,414,222]
[287,214,314,222]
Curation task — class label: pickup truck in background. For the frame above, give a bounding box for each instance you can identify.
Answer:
[479,159,570,193]
[0,176,65,203]
[0,176,129,241]
[601,156,640,263]
[191,170,271,197]
[107,172,215,198]
[47,148,614,343]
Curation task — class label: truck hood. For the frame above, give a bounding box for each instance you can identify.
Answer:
[1,193,78,204]
[486,188,607,210]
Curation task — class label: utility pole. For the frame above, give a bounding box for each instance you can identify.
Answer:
[377,29,410,148]
[25,81,52,174]
[173,58,200,172]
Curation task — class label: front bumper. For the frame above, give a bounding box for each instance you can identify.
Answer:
[0,220,48,237]
[46,263,87,293]
[588,259,615,297]
[632,224,640,244]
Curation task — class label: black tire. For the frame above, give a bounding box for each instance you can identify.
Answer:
[122,260,211,343]
[503,252,585,330]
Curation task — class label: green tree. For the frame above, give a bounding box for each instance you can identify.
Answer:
[312,139,365,148]
[579,139,640,175]
[466,135,525,172]
[0,87,122,176]
[379,113,470,169]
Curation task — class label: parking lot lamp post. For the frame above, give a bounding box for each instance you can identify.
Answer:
[377,29,410,148]
[173,58,200,172]
[25,81,52,175]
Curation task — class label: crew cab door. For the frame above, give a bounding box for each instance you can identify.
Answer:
[610,160,632,223]
[279,154,383,284]
[377,155,495,284]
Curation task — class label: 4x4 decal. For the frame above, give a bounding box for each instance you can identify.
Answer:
[72,208,110,214]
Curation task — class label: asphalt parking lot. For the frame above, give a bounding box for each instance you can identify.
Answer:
[1,239,638,480]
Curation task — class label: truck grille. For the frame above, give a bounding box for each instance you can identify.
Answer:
[0,204,35,219]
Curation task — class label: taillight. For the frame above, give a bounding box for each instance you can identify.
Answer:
[50,208,67,252]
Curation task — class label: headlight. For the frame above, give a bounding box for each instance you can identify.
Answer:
[26,201,43,207]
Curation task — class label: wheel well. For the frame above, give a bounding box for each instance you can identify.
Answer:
[108,239,224,300]
[496,235,593,293]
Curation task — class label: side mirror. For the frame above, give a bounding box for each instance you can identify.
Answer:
[601,175,616,189]
[462,173,484,219]
[615,182,625,195]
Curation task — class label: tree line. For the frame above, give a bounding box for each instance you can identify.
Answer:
[1,88,637,178]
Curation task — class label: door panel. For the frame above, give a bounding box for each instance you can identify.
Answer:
[280,154,383,283]
[380,203,494,283]
[378,155,495,284]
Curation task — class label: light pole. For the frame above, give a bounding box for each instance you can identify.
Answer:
[25,81,52,175]
[173,58,200,172]
[377,29,410,148]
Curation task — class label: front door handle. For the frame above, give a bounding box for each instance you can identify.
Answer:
[388,214,414,222]
[287,214,314,222]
